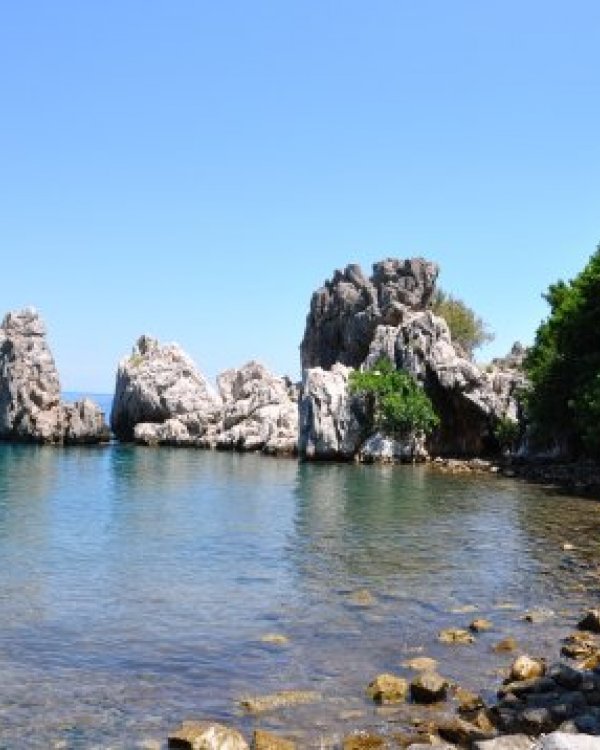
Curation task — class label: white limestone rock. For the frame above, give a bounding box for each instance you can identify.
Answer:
[215,361,298,455]
[0,308,109,444]
[111,335,221,442]
[298,364,365,459]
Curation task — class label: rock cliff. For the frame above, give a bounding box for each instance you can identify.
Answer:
[0,308,109,443]
[299,260,525,459]
[301,258,439,370]
[112,338,298,454]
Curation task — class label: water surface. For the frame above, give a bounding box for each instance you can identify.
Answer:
[0,445,599,748]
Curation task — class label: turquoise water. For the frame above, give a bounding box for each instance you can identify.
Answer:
[1,445,600,748]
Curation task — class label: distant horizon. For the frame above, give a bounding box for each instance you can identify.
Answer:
[2,1,598,391]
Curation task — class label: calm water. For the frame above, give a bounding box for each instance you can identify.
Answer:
[1,445,600,748]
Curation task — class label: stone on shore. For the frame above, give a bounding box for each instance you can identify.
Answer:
[474,737,534,750]
[410,672,449,703]
[0,308,109,444]
[366,673,409,704]
[578,610,600,634]
[168,720,248,750]
[509,655,545,682]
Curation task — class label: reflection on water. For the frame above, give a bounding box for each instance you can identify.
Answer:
[0,446,599,747]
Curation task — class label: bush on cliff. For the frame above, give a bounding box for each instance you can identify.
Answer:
[524,245,600,457]
[349,358,439,439]
[432,289,494,358]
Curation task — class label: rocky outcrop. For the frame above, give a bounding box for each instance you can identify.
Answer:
[111,335,222,442]
[212,361,297,455]
[0,308,109,444]
[112,338,297,454]
[299,259,526,459]
[300,258,439,371]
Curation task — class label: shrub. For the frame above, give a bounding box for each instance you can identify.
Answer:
[349,358,439,438]
[432,289,494,357]
[524,245,600,457]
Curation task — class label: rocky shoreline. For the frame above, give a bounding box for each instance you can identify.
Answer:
[162,606,600,749]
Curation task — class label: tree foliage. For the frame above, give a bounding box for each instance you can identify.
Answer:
[431,289,494,357]
[524,246,600,457]
[348,358,439,439]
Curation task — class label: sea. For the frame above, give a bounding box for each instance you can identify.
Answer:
[0,408,599,747]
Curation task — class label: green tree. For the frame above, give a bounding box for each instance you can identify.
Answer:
[524,245,600,457]
[431,289,494,358]
[349,358,439,438]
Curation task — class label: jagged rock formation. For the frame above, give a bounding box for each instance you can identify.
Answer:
[112,338,298,454]
[299,260,525,459]
[212,361,297,455]
[0,308,109,444]
[111,335,222,442]
[301,258,439,371]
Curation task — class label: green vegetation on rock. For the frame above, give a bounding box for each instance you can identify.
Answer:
[524,245,600,457]
[431,289,494,357]
[348,358,439,439]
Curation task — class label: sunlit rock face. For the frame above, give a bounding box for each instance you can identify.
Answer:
[112,338,297,454]
[300,258,439,371]
[111,334,222,442]
[0,308,109,444]
[299,259,525,460]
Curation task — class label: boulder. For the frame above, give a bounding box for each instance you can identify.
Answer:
[366,673,409,704]
[214,361,297,455]
[298,364,366,459]
[510,655,546,682]
[358,430,428,463]
[168,720,249,750]
[410,672,449,703]
[578,610,600,634]
[111,335,221,442]
[0,308,109,444]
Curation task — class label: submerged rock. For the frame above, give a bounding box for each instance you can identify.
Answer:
[438,628,475,645]
[238,690,320,714]
[251,730,296,750]
[0,308,109,444]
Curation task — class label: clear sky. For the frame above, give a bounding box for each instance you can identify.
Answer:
[1,1,599,392]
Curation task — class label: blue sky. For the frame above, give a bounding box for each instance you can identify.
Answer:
[1,1,598,392]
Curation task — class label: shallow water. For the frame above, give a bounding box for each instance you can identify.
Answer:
[1,445,599,748]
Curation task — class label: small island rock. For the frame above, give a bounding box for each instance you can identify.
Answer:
[0,308,109,444]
